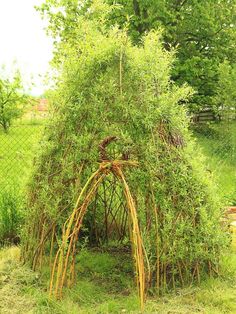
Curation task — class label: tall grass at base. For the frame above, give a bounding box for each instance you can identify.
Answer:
[0,187,23,246]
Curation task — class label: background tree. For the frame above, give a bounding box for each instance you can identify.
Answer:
[106,0,236,112]
[214,61,236,117]
[37,0,236,112]
[0,69,26,133]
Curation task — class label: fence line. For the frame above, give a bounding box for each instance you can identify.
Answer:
[0,118,235,203]
[0,118,45,192]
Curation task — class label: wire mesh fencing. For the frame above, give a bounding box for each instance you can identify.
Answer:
[192,121,236,203]
[0,115,235,201]
[0,118,45,193]
[0,115,46,244]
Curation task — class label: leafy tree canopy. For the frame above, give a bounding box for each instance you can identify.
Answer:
[37,0,236,111]
[214,60,236,113]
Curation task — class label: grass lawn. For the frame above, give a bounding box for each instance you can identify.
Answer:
[0,247,235,314]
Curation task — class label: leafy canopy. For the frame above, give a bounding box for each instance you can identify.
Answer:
[214,61,236,112]
[37,0,236,111]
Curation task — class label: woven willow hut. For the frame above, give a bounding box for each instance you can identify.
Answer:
[22,25,226,309]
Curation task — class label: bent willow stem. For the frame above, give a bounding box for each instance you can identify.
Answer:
[49,160,146,311]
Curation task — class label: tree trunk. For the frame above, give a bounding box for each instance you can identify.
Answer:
[2,118,9,133]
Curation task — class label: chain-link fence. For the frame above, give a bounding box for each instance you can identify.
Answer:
[192,121,236,204]
[0,112,235,244]
[0,118,45,191]
[0,115,46,244]
[0,117,235,199]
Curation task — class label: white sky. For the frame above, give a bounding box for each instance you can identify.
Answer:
[0,0,53,96]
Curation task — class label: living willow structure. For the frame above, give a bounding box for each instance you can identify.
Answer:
[22,15,226,310]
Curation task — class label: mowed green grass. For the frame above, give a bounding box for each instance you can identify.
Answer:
[0,119,44,189]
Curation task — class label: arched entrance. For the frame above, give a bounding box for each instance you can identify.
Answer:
[49,158,146,310]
